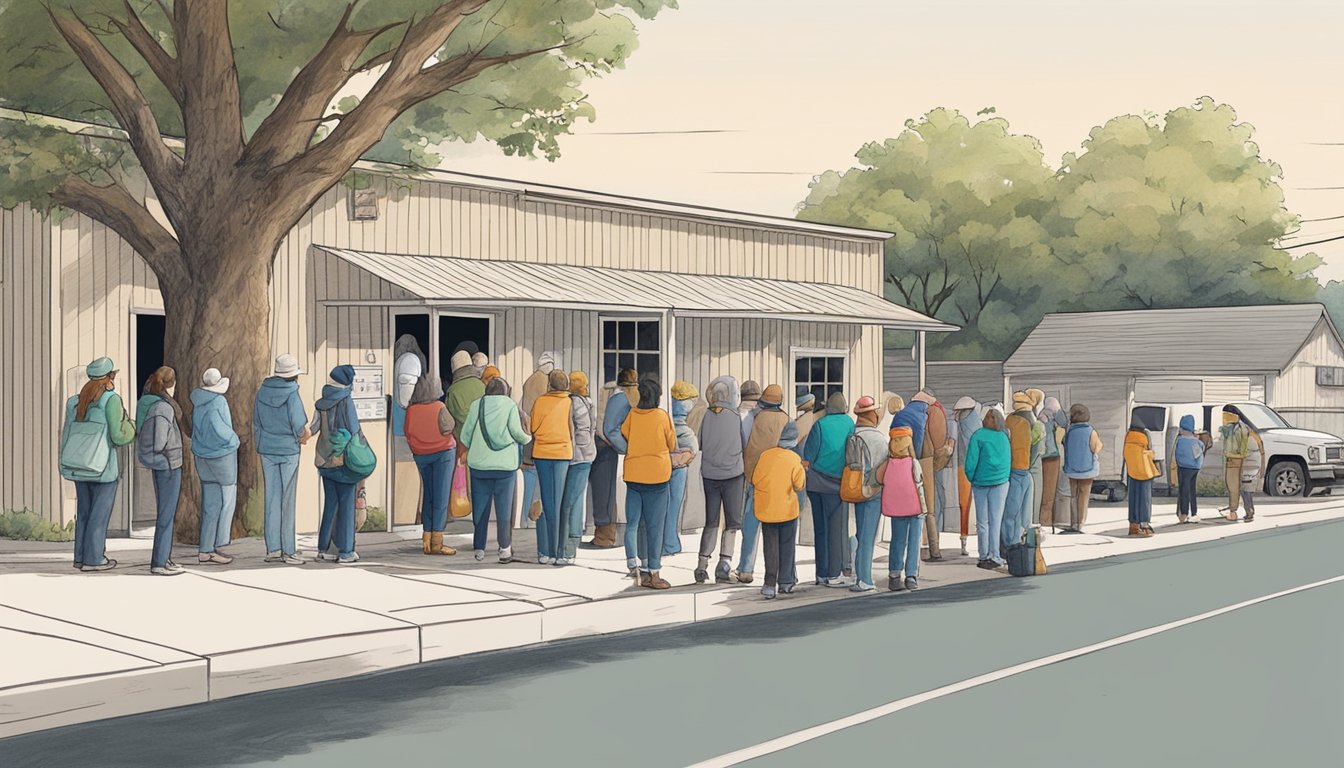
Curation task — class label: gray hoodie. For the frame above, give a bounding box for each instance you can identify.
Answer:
[569,394,597,464]
[697,376,744,480]
[135,396,183,471]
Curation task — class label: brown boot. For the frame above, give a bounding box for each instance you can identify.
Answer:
[429,532,457,555]
[645,571,671,590]
[528,498,543,522]
[591,524,618,548]
[1140,525,1154,538]
[422,532,434,554]
[1128,523,1142,537]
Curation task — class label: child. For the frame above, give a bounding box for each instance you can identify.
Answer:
[752,422,806,599]
[881,426,928,592]
[1174,415,1205,524]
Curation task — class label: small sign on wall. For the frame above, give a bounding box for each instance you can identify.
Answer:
[351,365,386,421]
[354,397,387,421]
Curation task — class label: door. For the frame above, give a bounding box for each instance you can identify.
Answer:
[391,312,431,529]
[1130,404,1169,487]
[128,311,166,537]
[437,313,493,531]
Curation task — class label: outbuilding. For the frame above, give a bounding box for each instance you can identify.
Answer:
[2,159,952,539]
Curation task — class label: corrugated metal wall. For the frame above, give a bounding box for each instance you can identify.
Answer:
[1274,320,1344,410]
[884,358,1004,404]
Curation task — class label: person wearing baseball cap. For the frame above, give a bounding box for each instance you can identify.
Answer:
[62,357,137,572]
[952,396,982,555]
[254,353,310,565]
[849,396,888,592]
[736,383,789,583]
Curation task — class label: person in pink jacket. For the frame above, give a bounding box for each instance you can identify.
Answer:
[881,426,928,592]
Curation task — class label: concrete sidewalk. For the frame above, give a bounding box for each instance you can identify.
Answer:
[2,494,1340,738]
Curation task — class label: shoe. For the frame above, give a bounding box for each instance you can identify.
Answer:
[923,554,943,562]
[1128,523,1142,537]
[337,552,360,565]
[1140,524,1154,537]
[315,550,337,562]
[849,581,875,593]
[528,499,543,522]
[825,576,850,588]
[73,562,83,570]
[474,549,485,562]
[422,532,434,555]
[960,538,969,556]
[199,552,233,565]
[735,571,755,585]
[629,567,641,579]
[816,577,827,586]
[1244,513,1255,523]
[555,557,573,566]
[1189,517,1200,524]
[539,555,555,565]
[977,559,997,570]
[164,561,184,573]
[761,586,777,599]
[905,576,918,591]
[499,546,514,564]
[283,553,306,565]
[779,583,796,594]
[589,524,618,548]
[694,568,708,584]
[640,571,652,587]
[714,560,733,584]
[264,551,286,563]
[1224,511,1239,522]
[644,571,671,590]
[428,533,456,555]
[889,575,904,592]
[150,566,184,576]
[1177,514,1188,524]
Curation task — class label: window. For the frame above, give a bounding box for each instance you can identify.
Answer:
[603,319,660,384]
[794,354,845,406]
[1317,366,1344,387]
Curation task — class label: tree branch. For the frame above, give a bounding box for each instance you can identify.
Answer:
[50,174,186,288]
[175,0,244,176]
[48,8,183,207]
[109,0,182,105]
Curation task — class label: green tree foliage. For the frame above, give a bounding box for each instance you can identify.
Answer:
[801,99,1321,360]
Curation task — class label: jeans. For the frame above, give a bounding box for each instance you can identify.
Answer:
[559,462,593,559]
[521,464,540,526]
[665,466,688,556]
[471,470,516,553]
[199,482,237,553]
[1177,467,1200,518]
[889,515,923,579]
[261,454,301,555]
[808,491,845,580]
[589,443,619,528]
[1128,478,1152,525]
[150,469,182,568]
[321,477,358,556]
[74,480,118,566]
[761,518,798,589]
[1002,469,1032,550]
[935,468,950,532]
[852,497,882,586]
[974,482,1009,564]
[629,481,671,572]
[624,483,645,569]
[737,485,760,574]
[415,449,455,533]
[699,475,744,569]
[535,459,569,559]
[1029,462,1043,526]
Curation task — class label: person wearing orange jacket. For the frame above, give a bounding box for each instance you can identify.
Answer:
[530,369,575,564]
[1123,414,1159,537]
[751,421,806,599]
[621,377,678,589]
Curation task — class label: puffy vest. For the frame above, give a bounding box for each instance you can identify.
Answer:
[1175,435,1205,470]
[880,456,923,517]
[1006,413,1033,470]
[1062,424,1099,479]
[405,402,456,455]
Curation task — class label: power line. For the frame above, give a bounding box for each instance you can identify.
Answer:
[1278,233,1344,249]
[1301,214,1344,223]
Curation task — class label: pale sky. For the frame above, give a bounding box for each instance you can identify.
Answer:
[431,0,1344,280]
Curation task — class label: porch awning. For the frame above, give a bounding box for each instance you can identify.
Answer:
[315,247,956,331]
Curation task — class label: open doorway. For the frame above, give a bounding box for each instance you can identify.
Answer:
[391,312,431,528]
[129,311,165,537]
[438,314,491,383]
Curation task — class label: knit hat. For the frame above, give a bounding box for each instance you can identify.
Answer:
[450,350,473,373]
[1069,403,1089,423]
[912,390,936,406]
[887,394,905,414]
[272,353,302,377]
[1026,388,1045,408]
[472,352,489,368]
[86,356,116,379]
[671,380,698,401]
[853,395,879,414]
[1012,391,1034,412]
[1180,415,1196,432]
[617,368,639,387]
[547,369,570,392]
[1041,396,1061,416]
[953,396,977,412]
[888,426,914,457]
[482,365,501,385]
[537,351,558,370]
[330,365,356,386]
[740,380,762,402]
[779,421,800,450]
[825,392,848,415]
[201,368,229,394]
[761,383,783,405]
[570,370,590,397]
[795,393,816,412]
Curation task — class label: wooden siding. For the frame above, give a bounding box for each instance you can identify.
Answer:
[1274,320,1344,410]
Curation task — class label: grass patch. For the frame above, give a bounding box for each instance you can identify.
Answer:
[240,486,265,539]
[359,506,386,533]
[0,508,75,541]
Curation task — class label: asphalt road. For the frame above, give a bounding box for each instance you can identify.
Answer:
[7,518,1343,768]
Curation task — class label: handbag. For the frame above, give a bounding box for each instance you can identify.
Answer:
[449,451,472,518]
[840,433,879,503]
[60,419,111,478]
[344,432,377,479]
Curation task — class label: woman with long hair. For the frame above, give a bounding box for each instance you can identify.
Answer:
[61,357,137,571]
[1123,414,1158,537]
[460,377,532,563]
[621,377,678,589]
[136,366,185,575]
[405,374,457,556]
[966,409,1012,569]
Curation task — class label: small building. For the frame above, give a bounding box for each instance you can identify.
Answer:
[884,357,1004,405]
[1,157,952,538]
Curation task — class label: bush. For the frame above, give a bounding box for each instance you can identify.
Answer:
[1197,478,1228,498]
[359,506,386,533]
[0,508,75,541]
[240,486,265,538]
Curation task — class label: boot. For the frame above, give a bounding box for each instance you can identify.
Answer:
[1139,525,1154,538]
[429,532,457,555]
[645,571,671,590]
[591,524,618,548]
[1128,523,1142,537]
[528,498,543,522]
[422,532,434,554]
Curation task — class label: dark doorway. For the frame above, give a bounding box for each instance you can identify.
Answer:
[135,313,166,396]
[394,314,431,371]
[438,315,491,384]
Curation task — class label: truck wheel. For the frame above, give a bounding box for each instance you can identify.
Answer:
[1107,483,1128,503]
[1267,460,1308,498]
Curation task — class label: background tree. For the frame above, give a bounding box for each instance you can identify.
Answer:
[0,0,674,542]
[797,108,1056,358]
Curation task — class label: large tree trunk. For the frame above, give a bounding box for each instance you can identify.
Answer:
[163,242,275,545]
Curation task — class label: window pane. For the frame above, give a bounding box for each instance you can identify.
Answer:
[619,352,636,374]
[796,383,810,401]
[826,383,843,402]
[618,322,636,350]
[795,358,809,381]
[810,358,826,381]
[811,384,826,405]
[637,353,660,377]
[638,321,660,351]
[604,353,618,384]
[827,357,844,382]
[603,321,616,349]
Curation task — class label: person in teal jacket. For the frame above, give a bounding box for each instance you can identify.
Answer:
[803,392,855,585]
[191,368,241,565]
[460,377,533,562]
[965,409,1012,569]
[61,357,137,572]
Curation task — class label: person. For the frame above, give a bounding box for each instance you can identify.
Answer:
[392,334,427,437]
[893,391,945,561]
[136,366,184,576]
[1174,415,1205,524]
[1002,392,1039,551]
[559,371,597,565]
[591,368,638,548]
[921,390,954,561]
[311,365,365,565]
[737,383,789,583]
[952,397,981,556]
[461,377,531,562]
[1037,396,1064,529]
[1237,416,1266,524]
[666,380,701,557]
[1060,404,1103,533]
[966,409,1011,569]
[191,368,240,565]
[848,396,888,592]
[405,374,458,556]
[733,380,765,582]
[1123,414,1158,537]
[882,426,929,591]
[794,393,820,455]
[521,352,560,526]
[530,368,574,565]
[1220,407,1265,522]
[482,365,502,386]
[1025,389,1047,525]
[805,393,855,586]
[61,357,137,572]
[472,352,489,370]
[446,350,486,521]
[696,375,745,584]
[752,421,806,599]
[254,354,310,564]
[621,377,677,589]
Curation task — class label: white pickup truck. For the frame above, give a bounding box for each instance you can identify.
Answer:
[1127,401,1344,498]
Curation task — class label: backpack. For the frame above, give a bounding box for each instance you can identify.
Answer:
[60,392,113,479]
[840,432,880,503]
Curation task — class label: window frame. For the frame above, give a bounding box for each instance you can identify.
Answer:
[1316,366,1344,388]
[599,314,663,390]
[790,346,849,410]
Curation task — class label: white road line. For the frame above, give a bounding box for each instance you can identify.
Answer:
[688,573,1344,768]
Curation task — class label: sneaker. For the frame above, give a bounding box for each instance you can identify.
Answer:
[499,546,514,564]
[815,577,828,586]
[849,581,875,593]
[538,556,555,566]
[336,553,360,565]
[1189,517,1200,524]
[977,559,997,570]
[960,538,969,556]
[264,551,286,563]
[474,549,486,562]
[82,559,117,572]
[888,574,903,592]
[694,568,709,584]
[555,557,573,566]
[825,576,850,588]
[761,586,777,600]
[198,552,233,565]
[714,561,733,584]
[73,561,83,570]
[150,566,184,576]
[282,553,306,565]
[163,561,185,573]
[315,550,336,562]
[905,576,918,591]
[779,583,796,594]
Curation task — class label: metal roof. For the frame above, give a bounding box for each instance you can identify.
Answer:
[1004,303,1339,376]
[316,247,956,331]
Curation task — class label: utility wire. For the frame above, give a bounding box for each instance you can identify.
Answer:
[1278,233,1344,249]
